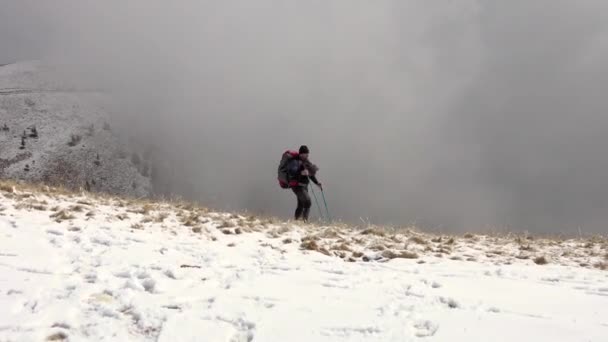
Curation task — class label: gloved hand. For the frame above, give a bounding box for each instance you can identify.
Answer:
[317,182,323,191]
[301,169,309,176]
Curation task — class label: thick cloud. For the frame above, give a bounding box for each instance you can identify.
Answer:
[1,1,607,234]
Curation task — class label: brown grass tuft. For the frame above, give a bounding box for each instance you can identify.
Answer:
[130,223,142,230]
[519,244,535,252]
[46,332,68,341]
[370,244,386,251]
[352,251,364,258]
[153,212,169,223]
[192,226,202,233]
[217,220,235,229]
[69,205,85,212]
[319,229,341,239]
[180,211,201,227]
[116,213,128,221]
[0,183,15,193]
[50,210,75,222]
[534,256,549,265]
[333,243,352,252]
[301,239,319,251]
[382,250,419,259]
[408,236,428,245]
[594,262,608,270]
[360,228,386,237]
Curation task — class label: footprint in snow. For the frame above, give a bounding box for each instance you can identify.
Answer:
[90,237,111,246]
[413,320,439,338]
[438,296,460,309]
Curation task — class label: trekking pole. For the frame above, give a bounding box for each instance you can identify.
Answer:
[310,185,324,222]
[320,189,332,222]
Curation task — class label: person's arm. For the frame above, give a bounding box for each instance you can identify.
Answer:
[304,160,322,188]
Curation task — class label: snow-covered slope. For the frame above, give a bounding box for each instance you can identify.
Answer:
[0,62,151,197]
[1,181,607,341]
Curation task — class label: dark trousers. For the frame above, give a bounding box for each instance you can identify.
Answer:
[292,186,311,221]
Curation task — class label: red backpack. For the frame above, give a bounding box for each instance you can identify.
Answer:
[277,150,300,188]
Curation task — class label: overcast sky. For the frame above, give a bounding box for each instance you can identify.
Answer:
[2,1,608,234]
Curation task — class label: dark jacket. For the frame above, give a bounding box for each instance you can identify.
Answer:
[288,157,320,187]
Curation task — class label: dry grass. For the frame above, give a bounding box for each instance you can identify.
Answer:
[181,212,201,227]
[131,223,143,230]
[217,219,236,229]
[50,210,75,223]
[14,200,48,211]
[360,228,386,237]
[318,228,341,239]
[534,256,549,265]
[155,212,169,223]
[352,251,364,258]
[370,244,386,251]
[46,332,68,341]
[594,262,608,270]
[332,243,352,252]
[4,179,608,269]
[69,205,85,212]
[116,213,128,221]
[519,244,536,252]
[301,238,320,251]
[0,183,15,193]
[408,236,428,245]
[382,250,419,259]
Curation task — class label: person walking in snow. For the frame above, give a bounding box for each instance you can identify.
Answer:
[287,145,322,222]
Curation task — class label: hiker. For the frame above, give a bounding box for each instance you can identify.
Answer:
[277,145,322,222]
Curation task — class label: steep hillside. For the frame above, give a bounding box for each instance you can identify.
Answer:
[0,61,151,197]
[1,180,607,341]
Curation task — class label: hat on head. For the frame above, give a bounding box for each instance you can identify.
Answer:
[299,145,309,154]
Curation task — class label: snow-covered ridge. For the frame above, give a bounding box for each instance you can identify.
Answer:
[1,180,607,341]
[0,61,152,197]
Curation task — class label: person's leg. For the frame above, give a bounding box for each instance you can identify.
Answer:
[301,186,312,222]
[292,187,304,220]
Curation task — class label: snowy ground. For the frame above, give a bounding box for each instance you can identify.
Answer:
[1,181,608,341]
